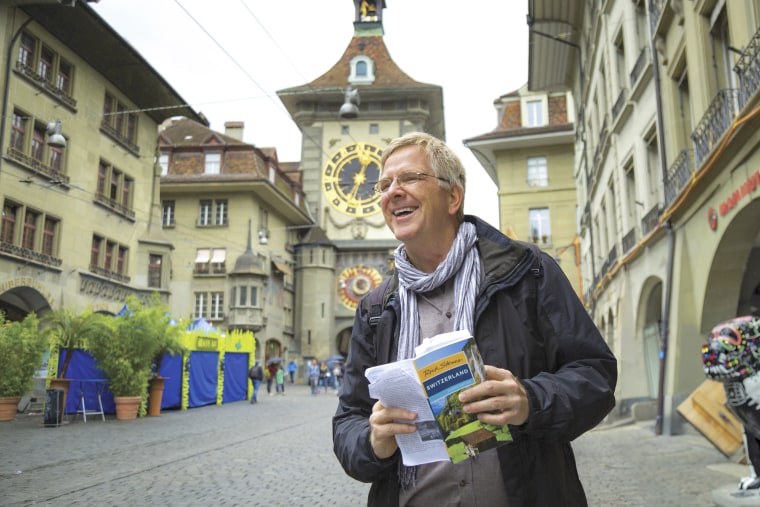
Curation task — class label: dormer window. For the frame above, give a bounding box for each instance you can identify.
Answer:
[349,55,375,85]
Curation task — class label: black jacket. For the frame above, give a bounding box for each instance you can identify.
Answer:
[333,216,617,506]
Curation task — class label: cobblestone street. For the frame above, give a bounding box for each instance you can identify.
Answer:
[0,384,749,506]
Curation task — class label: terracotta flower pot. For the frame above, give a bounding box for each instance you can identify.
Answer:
[147,377,165,416]
[113,396,142,420]
[0,397,20,422]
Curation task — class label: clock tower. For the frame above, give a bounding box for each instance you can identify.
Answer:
[277,1,444,362]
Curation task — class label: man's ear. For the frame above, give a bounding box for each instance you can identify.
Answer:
[448,184,464,216]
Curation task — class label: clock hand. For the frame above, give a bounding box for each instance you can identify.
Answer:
[347,148,372,203]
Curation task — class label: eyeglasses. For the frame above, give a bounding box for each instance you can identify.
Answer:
[373,171,451,194]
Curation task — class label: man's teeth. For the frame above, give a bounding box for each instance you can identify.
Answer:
[393,208,414,216]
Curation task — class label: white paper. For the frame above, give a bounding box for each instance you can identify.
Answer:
[365,330,473,466]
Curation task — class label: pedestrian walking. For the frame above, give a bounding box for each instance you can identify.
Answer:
[308,358,320,396]
[275,364,285,395]
[287,359,297,384]
[248,361,263,404]
[266,361,278,396]
[333,132,617,506]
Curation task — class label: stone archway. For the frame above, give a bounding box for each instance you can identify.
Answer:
[701,199,760,331]
[639,277,663,400]
[0,284,53,322]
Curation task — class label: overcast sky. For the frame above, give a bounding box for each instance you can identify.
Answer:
[91,1,530,225]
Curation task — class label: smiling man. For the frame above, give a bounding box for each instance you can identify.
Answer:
[332,132,617,507]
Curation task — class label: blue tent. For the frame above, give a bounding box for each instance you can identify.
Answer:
[186,317,217,333]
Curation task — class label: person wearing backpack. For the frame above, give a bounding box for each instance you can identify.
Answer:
[248,361,263,404]
[332,132,617,506]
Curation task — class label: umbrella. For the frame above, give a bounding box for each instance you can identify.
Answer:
[325,354,345,368]
[266,356,282,366]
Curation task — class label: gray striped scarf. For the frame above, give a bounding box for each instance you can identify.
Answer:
[394,221,481,361]
[393,221,481,491]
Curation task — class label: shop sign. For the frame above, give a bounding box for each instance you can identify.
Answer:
[719,169,760,217]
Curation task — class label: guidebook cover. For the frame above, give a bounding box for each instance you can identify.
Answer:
[413,334,513,464]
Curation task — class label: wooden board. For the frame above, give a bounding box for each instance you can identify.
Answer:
[677,379,744,456]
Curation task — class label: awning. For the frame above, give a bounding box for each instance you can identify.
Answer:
[211,248,226,263]
[272,260,293,276]
[195,249,210,263]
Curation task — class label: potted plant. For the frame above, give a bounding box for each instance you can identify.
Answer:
[147,303,185,416]
[0,312,50,421]
[87,294,175,420]
[42,307,108,403]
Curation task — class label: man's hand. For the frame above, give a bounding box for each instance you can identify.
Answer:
[458,365,529,426]
[369,401,418,460]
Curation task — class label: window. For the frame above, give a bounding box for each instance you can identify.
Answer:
[102,92,138,147]
[31,125,45,161]
[96,159,134,215]
[38,46,53,82]
[10,112,26,152]
[1,203,18,243]
[91,235,102,267]
[198,201,212,226]
[194,248,226,274]
[197,199,227,227]
[56,60,72,95]
[525,100,544,127]
[194,293,207,319]
[159,153,169,176]
[90,234,129,279]
[162,201,175,226]
[41,217,57,255]
[16,32,75,105]
[349,55,375,84]
[148,254,162,288]
[209,292,224,320]
[258,207,269,243]
[18,32,35,67]
[369,123,379,134]
[1,200,60,263]
[529,208,551,244]
[22,210,38,250]
[193,292,225,319]
[527,157,548,187]
[341,125,350,135]
[204,152,221,174]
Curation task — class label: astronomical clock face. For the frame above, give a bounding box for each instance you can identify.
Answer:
[322,142,383,217]
[338,265,383,311]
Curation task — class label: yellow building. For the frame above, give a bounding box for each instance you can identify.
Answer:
[465,85,582,298]
[527,1,760,433]
[0,2,204,319]
[157,117,312,364]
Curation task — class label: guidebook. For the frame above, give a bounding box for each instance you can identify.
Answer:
[365,330,513,466]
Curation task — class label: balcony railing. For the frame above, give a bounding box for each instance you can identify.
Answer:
[611,88,628,122]
[630,47,649,87]
[89,264,130,284]
[0,241,62,267]
[6,147,70,185]
[734,26,760,110]
[99,120,140,155]
[641,205,661,236]
[94,192,136,219]
[621,227,637,254]
[664,149,693,207]
[691,88,739,168]
[14,61,77,109]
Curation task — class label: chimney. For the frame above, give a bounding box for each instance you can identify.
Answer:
[224,121,244,141]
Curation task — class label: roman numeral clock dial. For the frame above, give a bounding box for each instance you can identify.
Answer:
[322,142,383,217]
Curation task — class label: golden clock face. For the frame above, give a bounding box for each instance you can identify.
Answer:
[322,142,383,217]
[338,265,383,310]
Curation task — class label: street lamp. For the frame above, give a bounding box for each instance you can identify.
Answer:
[47,119,66,148]
[339,87,360,119]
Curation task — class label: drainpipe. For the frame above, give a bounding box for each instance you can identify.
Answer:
[0,13,33,174]
[655,220,675,435]
[648,8,674,437]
